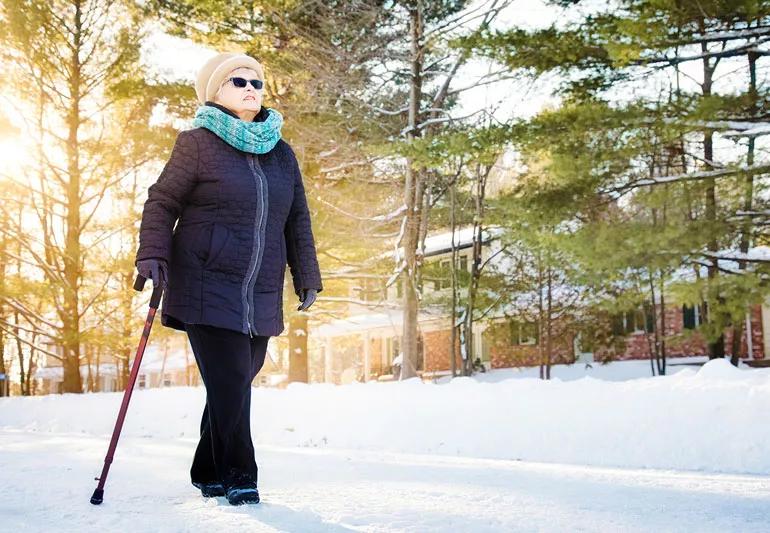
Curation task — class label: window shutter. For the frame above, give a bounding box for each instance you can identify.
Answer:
[683,305,696,330]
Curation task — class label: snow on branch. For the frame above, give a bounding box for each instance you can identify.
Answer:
[680,26,770,44]
[319,159,377,174]
[0,296,61,331]
[315,195,406,222]
[318,146,339,159]
[641,36,770,67]
[700,250,770,264]
[393,215,408,265]
[369,105,409,116]
[733,210,770,218]
[612,163,770,191]
[385,260,406,289]
[321,272,392,280]
[651,118,770,138]
[0,318,59,341]
[0,324,63,361]
[315,296,402,309]
[400,109,486,136]
[690,259,759,277]
[723,123,770,138]
[677,119,770,132]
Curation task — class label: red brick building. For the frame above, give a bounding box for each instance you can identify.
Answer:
[309,228,770,383]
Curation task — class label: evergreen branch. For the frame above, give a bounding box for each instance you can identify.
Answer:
[608,164,770,192]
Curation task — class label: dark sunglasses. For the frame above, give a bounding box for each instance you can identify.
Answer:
[226,77,263,90]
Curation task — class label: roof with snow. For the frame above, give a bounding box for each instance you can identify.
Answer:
[314,308,445,338]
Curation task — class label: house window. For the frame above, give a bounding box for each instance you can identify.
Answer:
[358,278,385,302]
[643,303,655,333]
[682,304,701,330]
[163,373,172,387]
[510,320,538,345]
[611,307,655,335]
[138,374,146,389]
[432,256,466,290]
[437,259,451,290]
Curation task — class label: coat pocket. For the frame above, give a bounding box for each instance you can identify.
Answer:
[203,223,230,269]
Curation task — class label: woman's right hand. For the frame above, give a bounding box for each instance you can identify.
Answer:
[136,258,168,289]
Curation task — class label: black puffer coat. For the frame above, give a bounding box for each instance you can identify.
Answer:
[135,103,322,337]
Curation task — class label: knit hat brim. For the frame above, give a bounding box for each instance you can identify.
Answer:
[195,53,265,105]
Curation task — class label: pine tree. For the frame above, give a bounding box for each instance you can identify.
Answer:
[0,0,166,392]
[458,0,770,364]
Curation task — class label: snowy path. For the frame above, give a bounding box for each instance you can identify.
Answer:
[1,430,768,532]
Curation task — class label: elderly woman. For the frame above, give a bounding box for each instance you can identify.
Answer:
[134,52,322,505]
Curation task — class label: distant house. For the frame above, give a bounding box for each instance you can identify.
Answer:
[310,227,502,383]
[32,333,286,395]
[309,227,770,383]
[33,337,200,394]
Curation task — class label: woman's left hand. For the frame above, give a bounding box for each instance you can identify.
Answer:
[297,288,317,311]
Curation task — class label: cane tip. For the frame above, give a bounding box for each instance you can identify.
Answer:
[90,488,104,505]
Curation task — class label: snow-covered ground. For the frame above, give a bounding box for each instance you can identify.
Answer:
[2,429,769,532]
[1,358,770,531]
[460,355,712,382]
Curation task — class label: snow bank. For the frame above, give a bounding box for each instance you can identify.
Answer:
[2,359,770,475]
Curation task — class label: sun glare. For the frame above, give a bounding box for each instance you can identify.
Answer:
[0,138,32,176]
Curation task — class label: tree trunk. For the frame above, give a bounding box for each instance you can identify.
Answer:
[399,0,424,380]
[95,346,101,392]
[159,338,169,388]
[14,313,26,395]
[545,263,553,380]
[646,269,661,376]
[537,251,545,380]
[86,344,94,392]
[700,28,725,360]
[289,313,309,383]
[658,268,667,375]
[61,1,84,392]
[0,222,7,396]
[449,179,457,377]
[731,49,759,367]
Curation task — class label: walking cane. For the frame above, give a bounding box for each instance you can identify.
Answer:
[90,273,162,505]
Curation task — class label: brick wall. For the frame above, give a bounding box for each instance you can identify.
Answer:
[331,304,767,378]
[485,321,575,368]
[422,329,462,372]
[594,303,765,361]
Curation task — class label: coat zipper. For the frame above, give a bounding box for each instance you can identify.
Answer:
[243,154,268,338]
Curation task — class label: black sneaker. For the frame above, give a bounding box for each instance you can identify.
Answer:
[225,484,260,505]
[192,481,226,498]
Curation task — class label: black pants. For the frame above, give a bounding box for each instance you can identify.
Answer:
[185,323,269,490]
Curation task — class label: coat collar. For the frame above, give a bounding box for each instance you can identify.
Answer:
[204,101,269,123]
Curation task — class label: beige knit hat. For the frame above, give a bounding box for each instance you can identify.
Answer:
[195,52,265,105]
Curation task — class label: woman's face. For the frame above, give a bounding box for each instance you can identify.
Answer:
[213,67,263,115]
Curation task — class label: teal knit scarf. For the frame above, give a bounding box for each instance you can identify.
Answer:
[192,105,283,154]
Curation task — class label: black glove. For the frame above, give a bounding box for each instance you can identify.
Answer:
[136,258,168,289]
[297,288,317,311]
